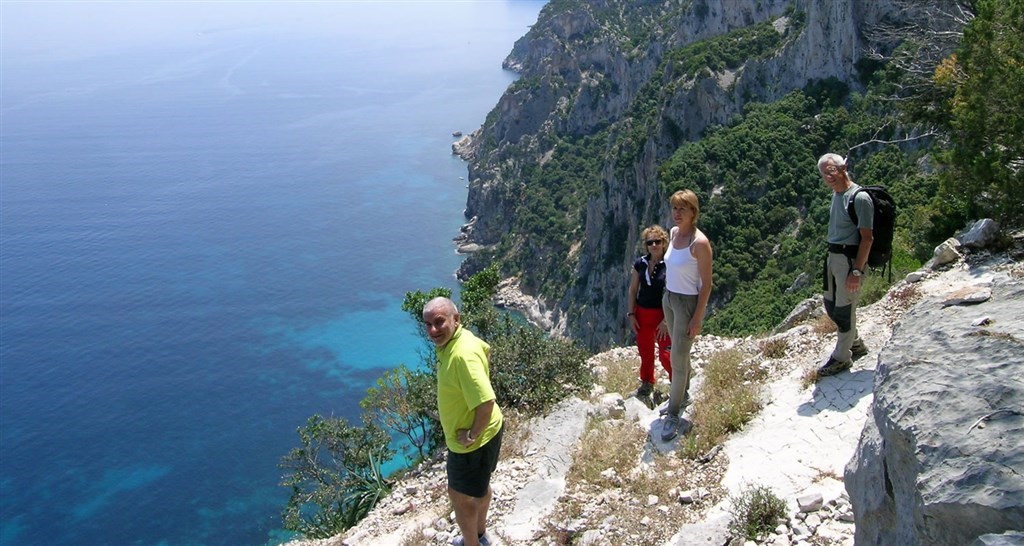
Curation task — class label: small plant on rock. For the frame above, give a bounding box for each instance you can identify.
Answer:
[728,484,787,541]
[594,351,640,397]
[811,314,837,334]
[758,337,789,359]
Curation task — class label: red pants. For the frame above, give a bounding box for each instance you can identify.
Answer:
[635,306,671,383]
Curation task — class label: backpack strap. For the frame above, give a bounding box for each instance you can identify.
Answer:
[846,188,861,227]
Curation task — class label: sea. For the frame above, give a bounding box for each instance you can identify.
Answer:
[0,1,546,544]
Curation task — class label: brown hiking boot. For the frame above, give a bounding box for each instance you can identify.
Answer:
[851,341,869,360]
[817,357,852,377]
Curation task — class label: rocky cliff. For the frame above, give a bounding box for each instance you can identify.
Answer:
[845,258,1024,544]
[453,0,930,350]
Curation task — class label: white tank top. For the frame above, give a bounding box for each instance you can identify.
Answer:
[664,232,701,295]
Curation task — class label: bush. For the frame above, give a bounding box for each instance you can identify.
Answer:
[728,484,788,541]
[360,364,437,464]
[489,317,594,415]
[279,416,394,538]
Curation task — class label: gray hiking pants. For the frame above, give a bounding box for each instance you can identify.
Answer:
[662,291,697,417]
[823,251,861,362]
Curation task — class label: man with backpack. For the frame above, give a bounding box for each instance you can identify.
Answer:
[817,153,872,377]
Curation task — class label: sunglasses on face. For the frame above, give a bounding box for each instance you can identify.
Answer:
[646,239,663,246]
[823,165,841,174]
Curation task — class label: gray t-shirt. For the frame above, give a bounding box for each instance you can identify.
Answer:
[828,184,874,245]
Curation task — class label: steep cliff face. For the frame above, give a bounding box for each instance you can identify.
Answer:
[458,0,909,349]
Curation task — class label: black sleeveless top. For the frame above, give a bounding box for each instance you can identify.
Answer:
[633,255,667,309]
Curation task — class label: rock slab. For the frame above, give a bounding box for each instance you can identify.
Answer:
[846,278,1024,545]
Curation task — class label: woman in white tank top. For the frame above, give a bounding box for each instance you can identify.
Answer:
[659,189,714,442]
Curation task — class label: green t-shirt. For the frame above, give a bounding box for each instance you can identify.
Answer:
[436,326,503,453]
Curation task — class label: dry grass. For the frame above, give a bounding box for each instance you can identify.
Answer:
[801,366,820,389]
[498,409,533,460]
[680,349,765,460]
[811,314,837,334]
[568,417,649,485]
[758,337,789,359]
[809,466,842,482]
[546,416,726,546]
[596,351,640,397]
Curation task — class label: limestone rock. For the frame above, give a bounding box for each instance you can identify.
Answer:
[941,285,992,307]
[957,219,1001,249]
[451,134,475,160]
[906,270,927,283]
[926,238,963,269]
[797,492,824,513]
[773,296,824,334]
[971,531,1024,546]
[845,279,1024,545]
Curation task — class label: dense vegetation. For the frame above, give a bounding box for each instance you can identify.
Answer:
[658,80,937,334]
[476,0,1022,338]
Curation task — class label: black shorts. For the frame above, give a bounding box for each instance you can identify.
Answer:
[446,424,503,498]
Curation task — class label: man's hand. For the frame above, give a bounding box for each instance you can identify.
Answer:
[846,273,862,293]
[457,428,476,448]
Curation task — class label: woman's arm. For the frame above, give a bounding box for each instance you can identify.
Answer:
[627,268,640,333]
[689,235,714,338]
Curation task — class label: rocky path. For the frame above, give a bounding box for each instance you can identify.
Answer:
[288,259,999,546]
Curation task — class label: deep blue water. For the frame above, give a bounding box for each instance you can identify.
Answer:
[0,2,544,544]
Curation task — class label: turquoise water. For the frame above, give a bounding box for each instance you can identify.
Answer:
[0,2,545,544]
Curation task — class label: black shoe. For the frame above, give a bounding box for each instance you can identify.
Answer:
[635,382,655,409]
[851,342,869,360]
[817,357,852,377]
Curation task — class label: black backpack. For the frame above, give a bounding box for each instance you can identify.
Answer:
[848,185,897,279]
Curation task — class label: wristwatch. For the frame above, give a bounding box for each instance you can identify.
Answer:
[851,268,863,277]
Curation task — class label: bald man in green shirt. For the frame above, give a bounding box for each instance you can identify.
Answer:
[423,297,503,546]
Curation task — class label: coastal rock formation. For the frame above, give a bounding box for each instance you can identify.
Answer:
[845,260,1024,545]
[455,0,935,350]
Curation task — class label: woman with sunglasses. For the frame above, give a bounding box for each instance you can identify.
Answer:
[660,189,713,442]
[626,224,672,407]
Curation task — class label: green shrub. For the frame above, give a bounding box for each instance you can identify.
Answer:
[489,318,594,415]
[279,416,394,538]
[360,364,436,463]
[728,484,788,541]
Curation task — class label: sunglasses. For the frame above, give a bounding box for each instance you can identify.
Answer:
[646,239,663,246]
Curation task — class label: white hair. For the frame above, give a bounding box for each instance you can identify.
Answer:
[817,153,846,170]
[423,296,458,317]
